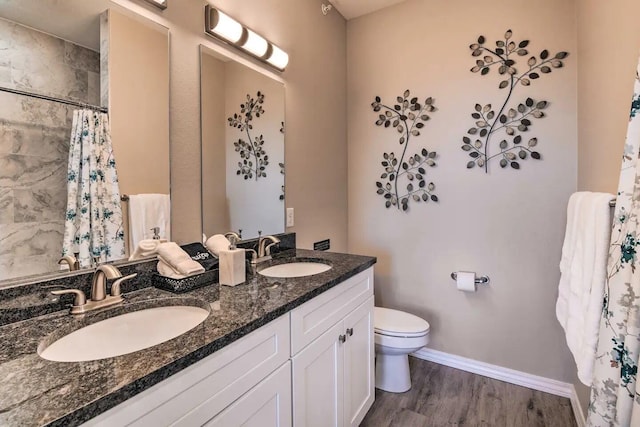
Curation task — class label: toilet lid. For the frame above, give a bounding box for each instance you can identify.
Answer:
[374,307,430,337]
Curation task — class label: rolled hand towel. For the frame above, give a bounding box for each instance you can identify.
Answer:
[156,242,205,276]
[129,239,161,261]
[157,260,183,279]
[205,234,232,256]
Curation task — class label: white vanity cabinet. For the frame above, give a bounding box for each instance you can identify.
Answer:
[84,314,291,427]
[82,267,374,427]
[290,268,374,427]
[205,362,292,427]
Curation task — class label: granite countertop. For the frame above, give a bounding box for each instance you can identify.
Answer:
[0,249,376,427]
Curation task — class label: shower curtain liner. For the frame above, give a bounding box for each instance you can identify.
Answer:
[588,58,640,426]
[61,110,125,268]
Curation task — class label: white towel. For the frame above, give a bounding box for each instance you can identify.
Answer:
[128,194,171,252]
[129,239,163,261]
[156,242,204,277]
[556,191,613,385]
[157,260,191,279]
[205,234,232,256]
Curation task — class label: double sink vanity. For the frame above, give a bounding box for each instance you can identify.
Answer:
[0,247,376,427]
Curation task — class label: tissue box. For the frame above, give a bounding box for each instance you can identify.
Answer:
[152,269,218,293]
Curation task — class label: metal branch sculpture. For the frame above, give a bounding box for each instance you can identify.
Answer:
[462,29,569,172]
[371,90,438,212]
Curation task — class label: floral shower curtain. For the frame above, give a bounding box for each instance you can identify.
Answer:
[587,60,640,426]
[62,110,125,268]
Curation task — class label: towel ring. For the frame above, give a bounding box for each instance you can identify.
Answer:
[450,272,490,285]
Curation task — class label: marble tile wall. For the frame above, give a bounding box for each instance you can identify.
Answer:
[0,18,100,281]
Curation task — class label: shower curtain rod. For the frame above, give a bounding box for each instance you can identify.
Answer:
[0,86,108,113]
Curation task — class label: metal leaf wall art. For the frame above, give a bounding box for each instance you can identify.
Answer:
[463,29,569,172]
[371,90,438,212]
[228,91,269,180]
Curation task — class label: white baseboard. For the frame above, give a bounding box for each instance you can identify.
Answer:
[412,348,586,427]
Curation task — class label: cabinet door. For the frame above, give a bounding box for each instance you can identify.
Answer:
[205,362,292,427]
[292,321,345,427]
[290,268,373,355]
[343,296,374,427]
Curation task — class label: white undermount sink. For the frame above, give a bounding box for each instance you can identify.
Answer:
[258,262,332,278]
[39,305,209,362]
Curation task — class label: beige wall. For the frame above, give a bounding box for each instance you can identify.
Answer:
[106,9,170,196]
[577,0,640,192]
[348,0,579,384]
[111,0,348,251]
[201,51,228,237]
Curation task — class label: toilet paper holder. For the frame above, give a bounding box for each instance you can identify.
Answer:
[450,272,490,285]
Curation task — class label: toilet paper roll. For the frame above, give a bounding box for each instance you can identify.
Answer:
[205,234,232,256]
[456,271,477,292]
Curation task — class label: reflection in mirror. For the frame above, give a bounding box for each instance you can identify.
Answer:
[200,46,285,240]
[0,1,169,285]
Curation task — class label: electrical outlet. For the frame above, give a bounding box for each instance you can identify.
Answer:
[286,208,294,227]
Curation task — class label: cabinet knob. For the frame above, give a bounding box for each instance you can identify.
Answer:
[338,334,346,344]
[346,328,353,337]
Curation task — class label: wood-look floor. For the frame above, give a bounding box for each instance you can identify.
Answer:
[360,357,577,427]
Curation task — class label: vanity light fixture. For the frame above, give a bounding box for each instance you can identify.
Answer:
[242,29,269,57]
[266,45,289,70]
[206,7,244,43]
[204,5,289,71]
[142,0,167,10]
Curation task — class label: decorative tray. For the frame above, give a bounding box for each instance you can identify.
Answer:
[152,269,218,293]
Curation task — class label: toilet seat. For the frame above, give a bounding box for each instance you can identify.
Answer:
[374,307,430,338]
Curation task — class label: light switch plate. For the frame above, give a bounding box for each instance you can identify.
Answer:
[286,208,294,227]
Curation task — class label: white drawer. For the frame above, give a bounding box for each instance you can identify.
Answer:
[290,268,373,355]
[85,314,290,427]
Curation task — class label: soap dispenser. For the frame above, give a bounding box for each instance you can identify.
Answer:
[150,227,167,243]
[219,236,246,286]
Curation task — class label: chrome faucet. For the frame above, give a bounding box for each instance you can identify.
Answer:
[52,264,137,315]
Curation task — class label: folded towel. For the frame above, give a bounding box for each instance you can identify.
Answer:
[157,260,186,279]
[205,234,232,256]
[129,239,162,261]
[128,194,171,252]
[556,191,613,385]
[156,242,205,276]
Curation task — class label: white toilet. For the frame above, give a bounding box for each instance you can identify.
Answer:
[374,306,430,393]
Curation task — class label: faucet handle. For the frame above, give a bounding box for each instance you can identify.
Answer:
[51,289,87,308]
[111,273,137,297]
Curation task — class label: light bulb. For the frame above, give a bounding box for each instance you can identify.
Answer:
[266,44,289,70]
[242,29,269,57]
[210,9,244,43]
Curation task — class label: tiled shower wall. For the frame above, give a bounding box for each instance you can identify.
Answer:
[0,18,100,280]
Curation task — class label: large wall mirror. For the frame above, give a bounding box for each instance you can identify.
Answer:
[200,45,285,240]
[0,0,170,285]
